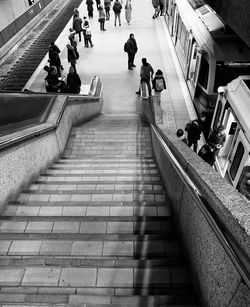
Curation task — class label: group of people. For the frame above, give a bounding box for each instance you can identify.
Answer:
[86,0,133,29]
[177,114,226,167]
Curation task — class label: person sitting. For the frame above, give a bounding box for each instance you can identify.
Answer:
[66,66,81,94]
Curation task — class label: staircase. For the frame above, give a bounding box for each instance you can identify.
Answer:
[0,114,198,306]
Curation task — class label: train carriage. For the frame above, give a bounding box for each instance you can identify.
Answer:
[211,75,250,201]
[165,0,250,122]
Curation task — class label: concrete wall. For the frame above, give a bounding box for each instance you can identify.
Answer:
[0,94,103,209]
[206,0,250,48]
[151,125,250,306]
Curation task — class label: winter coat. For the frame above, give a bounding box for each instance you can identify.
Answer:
[98,7,106,19]
[126,37,138,54]
[86,0,94,11]
[104,0,111,9]
[140,63,154,81]
[73,16,83,32]
[186,120,202,142]
[113,1,122,13]
[67,72,81,94]
[67,45,77,64]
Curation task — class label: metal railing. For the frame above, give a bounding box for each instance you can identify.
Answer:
[151,123,250,289]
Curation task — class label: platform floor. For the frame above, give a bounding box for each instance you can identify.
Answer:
[24,0,197,133]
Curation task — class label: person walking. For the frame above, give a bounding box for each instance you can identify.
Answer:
[125,0,132,25]
[104,0,112,20]
[73,14,83,42]
[185,114,206,153]
[66,44,78,73]
[124,33,138,70]
[136,58,154,97]
[152,69,166,105]
[67,66,81,94]
[152,0,160,19]
[48,42,62,77]
[113,0,122,26]
[86,0,94,18]
[98,4,106,31]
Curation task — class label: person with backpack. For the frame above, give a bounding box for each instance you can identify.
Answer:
[98,4,106,31]
[113,0,122,26]
[124,33,138,70]
[85,26,94,47]
[152,69,166,105]
[82,16,90,47]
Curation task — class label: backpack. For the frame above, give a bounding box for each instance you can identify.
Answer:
[155,78,164,91]
[124,42,128,52]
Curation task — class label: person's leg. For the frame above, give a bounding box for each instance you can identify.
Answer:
[193,142,198,153]
[114,13,117,26]
[89,37,93,47]
[131,53,135,67]
[118,13,121,26]
[146,79,152,96]
[78,31,81,41]
[128,53,133,69]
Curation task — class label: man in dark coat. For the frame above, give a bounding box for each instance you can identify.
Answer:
[185,113,206,153]
[198,144,215,166]
[48,42,62,77]
[124,33,138,70]
[73,15,83,42]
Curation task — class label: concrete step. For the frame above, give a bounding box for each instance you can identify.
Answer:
[0,293,198,306]
[2,204,170,217]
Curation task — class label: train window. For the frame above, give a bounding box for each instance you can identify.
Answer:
[230,142,244,180]
[212,100,222,131]
[229,122,237,135]
[214,61,250,92]
[237,165,250,201]
[198,57,209,89]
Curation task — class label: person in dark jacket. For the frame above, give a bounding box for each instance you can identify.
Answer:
[44,65,61,93]
[67,66,81,94]
[67,44,77,72]
[152,69,166,105]
[48,42,62,77]
[185,113,206,153]
[113,0,122,26]
[198,143,215,166]
[104,0,111,20]
[95,0,101,10]
[136,58,154,97]
[125,33,138,70]
[208,124,226,157]
[86,0,94,18]
[73,14,83,42]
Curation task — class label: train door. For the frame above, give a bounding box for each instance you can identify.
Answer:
[226,131,250,190]
[216,108,238,177]
[187,41,201,99]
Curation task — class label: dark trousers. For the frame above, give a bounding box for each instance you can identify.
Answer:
[128,53,135,68]
[86,36,93,47]
[188,139,198,153]
[76,31,81,41]
[139,78,152,96]
[100,19,105,30]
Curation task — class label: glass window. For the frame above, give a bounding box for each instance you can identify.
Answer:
[230,142,244,180]
[198,57,209,89]
[212,100,222,131]
[214,61,250,92]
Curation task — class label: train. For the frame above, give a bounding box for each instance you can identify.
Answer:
[164,0,250,122]
[210,75,250,201]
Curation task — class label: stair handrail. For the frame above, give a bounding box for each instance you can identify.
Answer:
[151,124,250,289]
